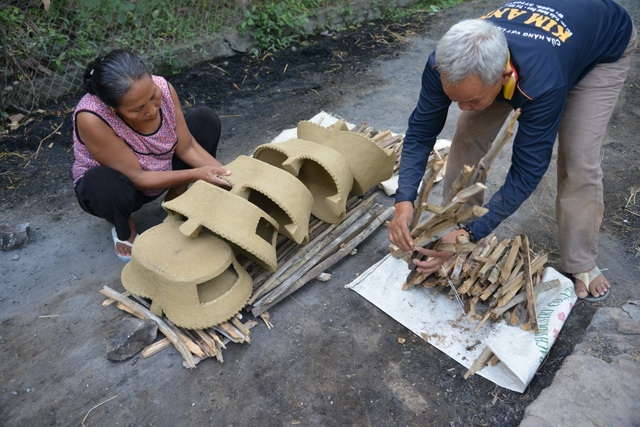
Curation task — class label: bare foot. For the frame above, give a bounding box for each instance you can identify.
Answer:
[114,240,133,259]
[574,272,611,299]
[113,220,136,260]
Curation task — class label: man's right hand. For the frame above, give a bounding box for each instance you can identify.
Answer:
[388,201,415,253]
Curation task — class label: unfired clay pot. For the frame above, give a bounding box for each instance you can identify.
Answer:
[297,119,396,195]
[224,155,314,244]
[163,180,279,271]
[253,138,353,224]
[121,219,253,329]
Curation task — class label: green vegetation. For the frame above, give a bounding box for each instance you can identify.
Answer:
[384,0,469,21]
[1,0,472,114]
[240,0,470,54]
[0,0,224,74]
[239,0,322,54]
[1,0,234,112]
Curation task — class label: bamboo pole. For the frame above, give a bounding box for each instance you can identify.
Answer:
[252,206,394,316]
[249,194,377,303]
[252,203,387,311]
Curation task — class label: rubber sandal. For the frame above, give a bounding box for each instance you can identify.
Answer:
[111,227,134,262]
[573,266,610,302]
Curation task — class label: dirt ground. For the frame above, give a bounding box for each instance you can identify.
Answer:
[1,0,639,425]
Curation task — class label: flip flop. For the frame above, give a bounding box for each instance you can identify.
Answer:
[573,266,610,303]
[111,227,134,262]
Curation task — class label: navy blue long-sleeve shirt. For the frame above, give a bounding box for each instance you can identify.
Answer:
[396,0,633,239]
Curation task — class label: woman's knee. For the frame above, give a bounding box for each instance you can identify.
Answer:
[76,166,138,213]
[185,107,222,157]
[186,106,221,133]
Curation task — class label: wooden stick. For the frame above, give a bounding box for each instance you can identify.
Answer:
[447,164,475,202]
[206,329,227,350]
[141,338,171,358]
[410,158,445,230]
[464,346,494,379]
[467,108,521,187]
[411,183,486,236]
[491,279,561,316]
[520,234,539,333]
[194,329,219,357]
[102,291,131,306]
[499,235,521,283]
[231,317,252,342]
[100,286,197,368]
[217,322,244,343]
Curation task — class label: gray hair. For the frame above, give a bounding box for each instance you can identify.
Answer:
[82,49,150,109]
[435,19,508,87]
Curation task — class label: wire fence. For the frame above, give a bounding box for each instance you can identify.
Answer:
[1,0,412,113]
[1,0,247,113]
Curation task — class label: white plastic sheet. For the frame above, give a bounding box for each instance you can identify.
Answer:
[346,254,577,392]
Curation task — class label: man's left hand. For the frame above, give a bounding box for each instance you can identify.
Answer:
[411,228,470,274]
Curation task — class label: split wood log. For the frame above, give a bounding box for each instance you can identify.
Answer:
[495,253,548,307]
[446,108,521,205]
[499,235,521,283]
[492,279,561,317]
[100,286,197,368]
[217,322,245,343]
[464,346,494,379]
[520,234,539,333]
[411,183,487,237]
[471,108,521,185]
[448,164,476,202]
[231,317,252,342]
[410,157,446,230]
[194,329,219,358]
[141,338,171,358]
[473,279,561,333]
[206,329,227,350]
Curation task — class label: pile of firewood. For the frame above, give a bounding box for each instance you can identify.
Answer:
[389,108,568,378]
[404,231,560,333]
[100,124,400,368]
[392,108,557,331]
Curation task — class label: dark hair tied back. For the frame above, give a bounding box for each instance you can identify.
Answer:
[82,49,150,109]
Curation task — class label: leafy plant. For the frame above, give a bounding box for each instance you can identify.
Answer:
[239,0,314,53]
[384,0,468,21]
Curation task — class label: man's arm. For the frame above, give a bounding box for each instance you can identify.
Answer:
[395,52,451,204]
[389,52,451,252]
[469,89,566,239]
